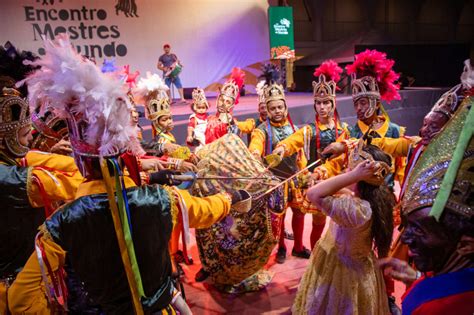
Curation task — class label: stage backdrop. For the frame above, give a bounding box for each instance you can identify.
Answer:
[0,0,270,94]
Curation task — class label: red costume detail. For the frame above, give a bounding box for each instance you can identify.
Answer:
[205,115,230,144]
[314,60,343,83]
[230,67,245,105]
[188,113,209,127]
[346,49,401,102]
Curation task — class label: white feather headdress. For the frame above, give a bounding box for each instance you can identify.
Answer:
[256,80,266,104]
[135,72,168,100]
[134,72,170,121]
[460,59,474,91]
[23,34,144,157]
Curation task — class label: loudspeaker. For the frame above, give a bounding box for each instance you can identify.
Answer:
[183,87,197,100]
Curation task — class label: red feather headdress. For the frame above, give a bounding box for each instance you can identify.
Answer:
[228,67,245,105]
[346,49,400,102]
[314,60,343,83]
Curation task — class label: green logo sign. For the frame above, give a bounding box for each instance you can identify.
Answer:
[268,6,295,59]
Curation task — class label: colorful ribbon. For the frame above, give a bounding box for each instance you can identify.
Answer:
[100,158,145,314]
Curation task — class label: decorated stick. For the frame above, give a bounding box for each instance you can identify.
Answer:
[255,159,323,200]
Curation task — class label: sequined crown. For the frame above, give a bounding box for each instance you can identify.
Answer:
[220,81,240,101]
[0,87,31,157]
[146,90,171,121]
[430,84,462,119]
[313,74,337,102]
[263,83,285,104]
[192,88,209,109]
[351,75,381,102]
[31,107,68,152]
[402,97,473,218]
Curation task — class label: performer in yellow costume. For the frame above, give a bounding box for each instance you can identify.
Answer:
[136,72,197,172]
[135,72,198,265]
[273,60,349,249]
[0,44,81,314]
[8,34,250,315]
[249,63,310,263]
[315,50,406,192]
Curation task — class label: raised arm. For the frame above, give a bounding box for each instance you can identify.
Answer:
[274,125,312,157]
[307,161,377,228]
[308,160,377,208]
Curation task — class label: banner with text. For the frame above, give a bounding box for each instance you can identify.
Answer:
[268,6,295,59]
[0,0,270,93]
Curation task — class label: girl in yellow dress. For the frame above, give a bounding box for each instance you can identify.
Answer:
[293,141,394,315]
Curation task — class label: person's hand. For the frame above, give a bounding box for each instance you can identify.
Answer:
[321,142,346,159]
[140,158,164,172]
[179,161,197,172]
[311,167,328,182]
[378,257,419,286]
[307,170,325,187]
[186,136,194,144]
[148,169,182,186]
[187,153,200,165]
[50,139,73,155]
[163,143,180,155]
[297,170,312,188]
[352,160,378,182]
[272,146,286,159]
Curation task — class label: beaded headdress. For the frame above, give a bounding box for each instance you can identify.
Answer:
[135,72,170,123]
[348,139,392,186]
[0,42,37,158]
[346,50,400,119]
[402,97,473,220]
[219,67,245,106]
[0,88,31,157]
[430,84,462,119]
[191,88,209,110]
[263,83,286,105]
[260,63,285,106]
[313,60,342,103]
[31,106,68,152]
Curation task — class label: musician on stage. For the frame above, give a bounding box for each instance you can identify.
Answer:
[157,43,186,103]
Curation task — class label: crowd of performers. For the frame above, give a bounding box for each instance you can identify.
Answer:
[0,33,472,315]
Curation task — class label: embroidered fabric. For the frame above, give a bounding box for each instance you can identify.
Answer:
[292,194,389,315]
